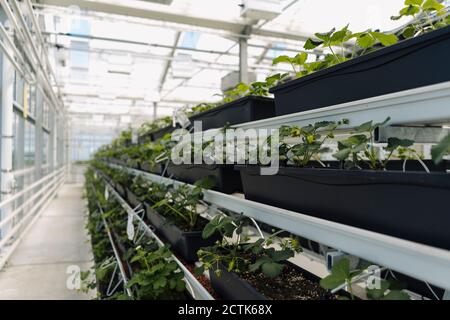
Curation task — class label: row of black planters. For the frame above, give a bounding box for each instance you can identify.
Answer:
[139,25,450,143]
[116,158,450,252]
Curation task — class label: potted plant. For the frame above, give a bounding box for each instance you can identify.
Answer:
[140,180,220,262]
[269,1,450,115]
[237,118,450,249]
[137,116,176,143]
[197,215,336,300]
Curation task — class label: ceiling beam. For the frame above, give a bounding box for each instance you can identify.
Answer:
[36,0,312,42]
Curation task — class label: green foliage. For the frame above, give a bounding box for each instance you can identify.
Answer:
[137,116,172,138]
[431,133,450,164]
[151,179,211,231]
[320,259,410,300]
[333,117,416,170]
[320,259,361,300]
[127,244,186,300]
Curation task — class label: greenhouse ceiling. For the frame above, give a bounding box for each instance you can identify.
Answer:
[35,0,411,129]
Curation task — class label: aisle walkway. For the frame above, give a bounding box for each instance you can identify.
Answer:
[0,184,95,300]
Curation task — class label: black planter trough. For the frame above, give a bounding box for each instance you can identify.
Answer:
[237,166,450,250]
[271,25,450,116]
[167,163,242,194]
[138,125,179,144]
[144,203,219,262]
[114,183,126,198]
[209,261,335,300]
[188,96,275,131]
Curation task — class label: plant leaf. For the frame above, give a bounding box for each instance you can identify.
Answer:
[261,262,284,278]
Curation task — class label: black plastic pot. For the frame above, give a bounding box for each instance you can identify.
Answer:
[188,96,275,131]
[271,25,450,116]
[237,166,450,250]
[167,163,242,194]
[115,183,126,198]
[144,203,219,262]
[209,261,334,300]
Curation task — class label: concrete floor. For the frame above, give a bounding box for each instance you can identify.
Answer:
[0,184,95,300]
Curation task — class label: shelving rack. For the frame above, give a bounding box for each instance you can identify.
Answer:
[101,176,214,300]
[109,165,450,292]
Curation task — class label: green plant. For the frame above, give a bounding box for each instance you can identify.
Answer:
[273,26,398,80]
[333,118,415,170]
[274,119,349,167]
[197,215,301,279]
[431,133,450,164]
[127,243,186,300]
[392,0,449,38]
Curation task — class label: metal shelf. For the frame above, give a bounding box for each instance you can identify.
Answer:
[102,177,214,300]
[114,165,450,291]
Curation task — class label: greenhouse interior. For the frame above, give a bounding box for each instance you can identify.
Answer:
[0,0,449,304]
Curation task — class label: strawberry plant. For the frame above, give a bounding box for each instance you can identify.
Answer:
[127,243,186,300]
[272,119,348,167]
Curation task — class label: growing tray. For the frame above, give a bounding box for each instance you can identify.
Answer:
[144,202,219,262]
[270,25,450,115]
[237,166,450,250]
[209,261,335,300]
[167,163,242,194]
[188,96,275,131]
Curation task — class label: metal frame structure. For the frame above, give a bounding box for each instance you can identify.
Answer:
[0,2,68,270]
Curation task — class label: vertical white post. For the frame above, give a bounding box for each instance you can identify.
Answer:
[1,29,15,242]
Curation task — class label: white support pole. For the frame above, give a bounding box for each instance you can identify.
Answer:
[0,24,15,243]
